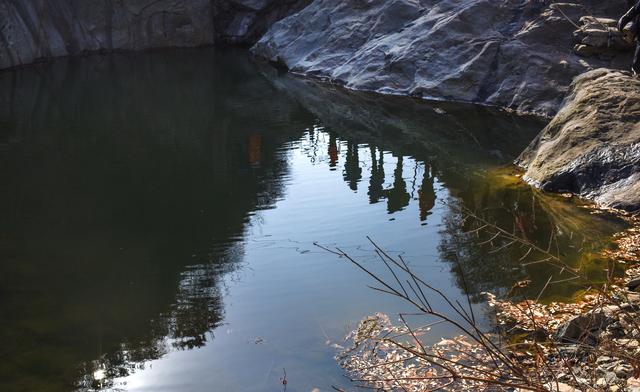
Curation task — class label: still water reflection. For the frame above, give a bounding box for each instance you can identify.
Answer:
[0,49,625,391]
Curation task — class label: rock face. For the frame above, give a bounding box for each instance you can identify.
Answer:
[252,0,631,117]
[0,0,309,70]
[518,69,640,212]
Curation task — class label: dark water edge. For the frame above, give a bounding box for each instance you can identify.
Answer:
[0,48,627,392]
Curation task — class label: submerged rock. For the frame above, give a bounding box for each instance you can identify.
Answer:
[0,0,309,70]
[517,69,640,212]
[252,0,630,116]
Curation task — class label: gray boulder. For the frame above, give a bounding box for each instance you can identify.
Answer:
[555,309,613,344]
[0,0,309,70]
[517,68,640,212]
[252,0,630,117]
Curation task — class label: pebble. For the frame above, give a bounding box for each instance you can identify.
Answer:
[596,372,618,387]
[627,276,640,291]
[628,377,640,391]
[615,338,639,348]
[614,364,633,378]
[555,382,578,391]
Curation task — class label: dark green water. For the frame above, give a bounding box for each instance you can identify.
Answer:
[0,49,625,392]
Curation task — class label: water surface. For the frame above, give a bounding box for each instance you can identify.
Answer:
[0,49,625,392]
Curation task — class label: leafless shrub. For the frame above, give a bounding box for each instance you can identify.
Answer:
[317,238,554,391]
[318,206,640,392]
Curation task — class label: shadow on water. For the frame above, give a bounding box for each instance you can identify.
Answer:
[0,49,312,391]
[0,49,627,391]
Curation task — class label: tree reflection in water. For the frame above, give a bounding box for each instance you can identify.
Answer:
[343,141,362,191]
[368,147,385,204]
[294,125,625,302]
[419,164,437,222]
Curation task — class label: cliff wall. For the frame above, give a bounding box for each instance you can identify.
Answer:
[0,0,308,70]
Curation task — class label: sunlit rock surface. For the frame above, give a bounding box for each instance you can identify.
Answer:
[573,16,634,59]
[0,0,309,70]
[252,0,630,116]
[518,68,640,212]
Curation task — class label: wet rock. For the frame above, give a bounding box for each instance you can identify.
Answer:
[0,0,309,70]
[253,0,631,117]
[518,68,640,212]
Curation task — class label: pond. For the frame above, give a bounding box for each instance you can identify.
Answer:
[0,49,626,392]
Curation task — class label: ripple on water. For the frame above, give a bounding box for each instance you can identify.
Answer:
[0,48,627,392]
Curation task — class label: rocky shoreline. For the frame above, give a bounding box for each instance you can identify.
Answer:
[517,68,640,213]
[254,2,640,388]
[249,0,640,210]
[486,220,640,391]
[335,219,640,391]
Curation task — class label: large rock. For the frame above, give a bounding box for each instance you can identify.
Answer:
[518,68,640,212]
[0,0,309,70]
[555,310,612,344]
[252,0,630,117]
